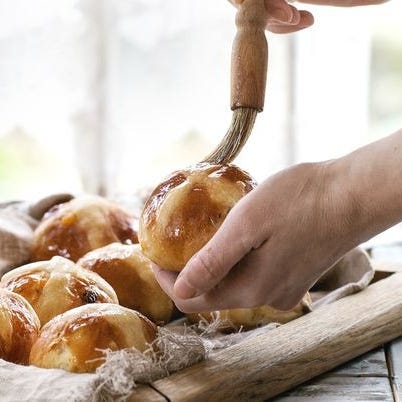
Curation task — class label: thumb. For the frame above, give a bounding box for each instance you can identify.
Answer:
[173,203,254,299]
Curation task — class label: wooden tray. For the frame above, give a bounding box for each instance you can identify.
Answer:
[128,264,402,401]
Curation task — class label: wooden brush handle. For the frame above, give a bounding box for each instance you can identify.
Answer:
[231,0,268,112]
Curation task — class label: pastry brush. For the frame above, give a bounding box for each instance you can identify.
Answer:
[203,0,268,165]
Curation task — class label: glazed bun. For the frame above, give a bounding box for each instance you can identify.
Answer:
[0,288,40,364]
[31,196,138,262]
[187,293,312,331]
[29,303,157,373]
[139,164,256,271]
[78,243,174,325]
[1,256,118,325]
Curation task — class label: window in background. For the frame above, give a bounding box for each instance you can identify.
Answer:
[370,12,402,138]
[0,0,292,201]
[107,0,402,197]
[294,1,402,163]
[0,0,87,200]
[0,0,401,223]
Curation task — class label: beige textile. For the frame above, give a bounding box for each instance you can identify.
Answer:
[0,196,374,402]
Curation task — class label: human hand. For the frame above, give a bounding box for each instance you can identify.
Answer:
[230,0,314,34]
[153,161,359,313]
[297,1,389,6]
[153,128,402,313]
[229,0,389,34]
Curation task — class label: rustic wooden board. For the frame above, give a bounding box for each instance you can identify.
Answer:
[126,385,167,401]
[147,274,402,402]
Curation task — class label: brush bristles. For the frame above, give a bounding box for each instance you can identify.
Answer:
[202,107,258,165]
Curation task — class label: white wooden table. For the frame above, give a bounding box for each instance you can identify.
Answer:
[273,247,402,402]
[272,342,402,401]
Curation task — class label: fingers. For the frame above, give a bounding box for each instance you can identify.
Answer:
[264,0,299,22]
[173,200,257,300]
[296,0,389,6]
[264,0,314,34]
[156,239,310,314]
[230,0,314,34]
[152,264,178,296]
[267,10,314,33]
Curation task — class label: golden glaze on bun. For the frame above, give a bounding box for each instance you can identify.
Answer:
[29,303,157,373]
[187,293,312,331]
[78,243,174,325]
[139,164,256,271]
[0,288,40,364]
[31,196,138,262]
[1,256,118,325]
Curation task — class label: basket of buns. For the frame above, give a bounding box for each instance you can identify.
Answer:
[0,164,374,401]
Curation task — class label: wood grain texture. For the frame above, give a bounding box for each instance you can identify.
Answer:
[127,385,167,402]
[273,348,391,401]
[271,375,393,401]
[331,348,387,377]
[386,336,402,401]
[151,274,402,402]
[231,0,268,111]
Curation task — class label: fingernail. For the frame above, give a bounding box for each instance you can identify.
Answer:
[151,264,164,278]
[174,278,197,299]
[270,8,291,23]
[265,5,293,24]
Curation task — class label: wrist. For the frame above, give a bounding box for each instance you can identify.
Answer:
[327,156,373,246]
[316,158,365,250]
[330,132,402,246]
